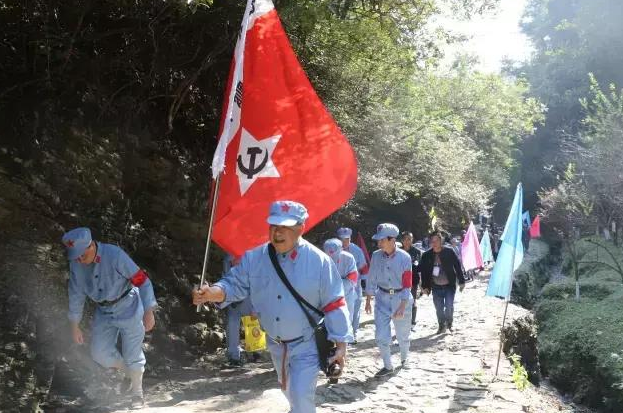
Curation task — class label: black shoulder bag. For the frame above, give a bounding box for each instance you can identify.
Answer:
[268,244,335,375]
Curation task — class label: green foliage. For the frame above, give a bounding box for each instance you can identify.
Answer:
[509,353,530,391]
[515,0,623,210]
[540,281,615,301]
[536,296,623,410]
[278,1,543,225]
[511,239,552,307]
[536,236,623,410]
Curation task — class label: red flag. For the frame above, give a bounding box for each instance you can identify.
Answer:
[355,232,371,265]
[529,215,541,238]
[211,0,358,257]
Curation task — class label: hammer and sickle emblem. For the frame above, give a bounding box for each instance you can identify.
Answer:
[237,147,269,179]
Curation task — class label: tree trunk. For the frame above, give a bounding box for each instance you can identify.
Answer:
[575,281,580,301]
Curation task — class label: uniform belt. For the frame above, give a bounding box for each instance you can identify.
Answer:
[378,286,404,295]
[270,335,303,345]
[98,288,132,307]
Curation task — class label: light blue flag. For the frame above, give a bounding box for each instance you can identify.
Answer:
[487,183,524,299]
[480,229,494,263]
[522,210,531,227]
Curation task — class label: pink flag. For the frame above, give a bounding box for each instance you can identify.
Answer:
[461,222,484,271]
[530,216,541,238]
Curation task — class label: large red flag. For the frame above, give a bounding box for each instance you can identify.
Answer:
[529,215,541,238]
[210,0,358,257]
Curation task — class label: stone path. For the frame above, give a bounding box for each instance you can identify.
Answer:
[110,272,586,413]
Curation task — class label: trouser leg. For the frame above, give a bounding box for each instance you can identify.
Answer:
[374,294,393,369]
[394,304,412,361]
[90,316,124,369]
[410,286,418,325]
[346,291,355,342]
[431,287,446,326]
[226,304,242,360]
[445,287,456,327]
[118,311,146,374]
[287,346,319,413]
[351,282,363,338]
[268,340,319,413]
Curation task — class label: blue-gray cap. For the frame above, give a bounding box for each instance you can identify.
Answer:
[267,201,309,226]
[336,227,352,239]
[62,227,92,260]
[323,238,342,260]
[371,223,399,240]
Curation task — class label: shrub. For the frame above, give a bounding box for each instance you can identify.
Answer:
[536,296,623,411]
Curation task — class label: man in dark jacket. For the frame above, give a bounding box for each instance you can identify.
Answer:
[400,231,421,329]
[420,232,466,334]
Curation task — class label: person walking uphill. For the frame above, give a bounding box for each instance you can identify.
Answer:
[365,223,414,376]
[193,201,352,413]
[62,227,157,409]
[336,227,368,343]
[323,238,358,342]
[400,231,421,329]
[420,232,466,334]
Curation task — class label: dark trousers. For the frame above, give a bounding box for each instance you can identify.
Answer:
[432,285,456,327]
[410,286,418,325]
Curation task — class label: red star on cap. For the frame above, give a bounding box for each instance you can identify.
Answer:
[281,203,290,212]
[65,240,74,248]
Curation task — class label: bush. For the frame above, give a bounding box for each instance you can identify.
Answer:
[536,292,623,411]
[540,281,617,301]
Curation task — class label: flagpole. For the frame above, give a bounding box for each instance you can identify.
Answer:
[494,185,521,377]
[196,174,222,312]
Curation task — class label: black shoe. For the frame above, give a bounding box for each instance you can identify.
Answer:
[221,358,244,369]
[374,367,394,377]
[251,352,262,363]
[130,396,144,409]
[436,325,447,334]
[447,323,453,332]
[401,359,410,370]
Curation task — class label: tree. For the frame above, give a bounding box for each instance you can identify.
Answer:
[514,0,623,210]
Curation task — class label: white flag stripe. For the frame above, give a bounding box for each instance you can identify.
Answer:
[210,0,275,178]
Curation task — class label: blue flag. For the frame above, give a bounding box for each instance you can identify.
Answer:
[487,183,524,299]
[522,210,531,227]
[480,229,494,263]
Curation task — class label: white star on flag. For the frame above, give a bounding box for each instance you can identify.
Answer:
[236,128,281,195]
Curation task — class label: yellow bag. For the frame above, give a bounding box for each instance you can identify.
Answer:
[242,315,266,352]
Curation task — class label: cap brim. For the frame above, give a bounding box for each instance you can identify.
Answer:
[267,216,299,226]
[371,234,383,240]
[67,246,87,261]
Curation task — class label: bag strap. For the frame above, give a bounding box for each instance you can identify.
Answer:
[268,244,324,328]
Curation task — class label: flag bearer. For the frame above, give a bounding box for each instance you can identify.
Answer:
[365,223,414,376]
[63,227,157,409]
[193,201,352,413]
[336,227,368,343]
[323,238,358,340]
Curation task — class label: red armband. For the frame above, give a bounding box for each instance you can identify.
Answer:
[402,270,413,288]
[322,297,346,313]
[346,271,358,283]
[359,264,369,275]
[130,269,149,287]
